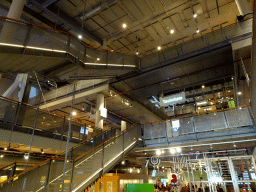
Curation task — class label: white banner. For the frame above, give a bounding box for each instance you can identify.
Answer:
[160,92,186,106]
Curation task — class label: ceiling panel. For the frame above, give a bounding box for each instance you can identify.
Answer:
[133,0,152,16]
[92,15,108,27]
[148,0,164,13]
[110,4,126,17]
[193,3,203,15]
[101,9,118,22]
[122,0,144,20]
[183,7,193,20]
[171,13,185,32]
[145,26,161,41]
[119,38,131,46]
[112,40,123,48]
[85,19,101,31]
[206,0,217,10]
[152,22,167,38]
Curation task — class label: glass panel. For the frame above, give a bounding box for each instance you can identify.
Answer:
[225,107,253,128]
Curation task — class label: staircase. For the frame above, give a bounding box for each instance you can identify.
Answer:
[0,124,139,192]
[218,160,232,180]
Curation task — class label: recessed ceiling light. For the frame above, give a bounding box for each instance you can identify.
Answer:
[122,23,127,28]
[202,85,205,88]
[97,58,100,61]
[78,35,82,39]
[196,29,200,33]
[156,149,161,156]
[176,147,181,153]
[136,51,139,55]
[72,111,77,116]
[170,148,176,154]
[193,14,197,18]
[170,29,174,34]
[157,46,161,50]
[238,92,242,95]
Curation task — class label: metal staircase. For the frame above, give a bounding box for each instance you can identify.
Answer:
[0,124,139,192]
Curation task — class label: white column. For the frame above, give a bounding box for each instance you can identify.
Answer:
[121,120,126,131]
[235,0,252,16]
[0,0,26,43]
[95,93,104,129]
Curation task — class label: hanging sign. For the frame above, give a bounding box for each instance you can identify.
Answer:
[160,92,186,106]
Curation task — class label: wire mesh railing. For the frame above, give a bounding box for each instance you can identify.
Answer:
[0,124,139,192]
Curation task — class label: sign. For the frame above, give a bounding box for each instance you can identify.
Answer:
[228,100,235,108]
[160,92,186,106]
[80,127,89,135]
[172,120,180,132]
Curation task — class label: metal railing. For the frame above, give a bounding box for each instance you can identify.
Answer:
[0,123,139,192]
[0,15,139,69]
[143,106,254,140]
[0,95,104,142]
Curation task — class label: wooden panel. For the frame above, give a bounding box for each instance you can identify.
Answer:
[84,19,100,31]
[92,15,108,26]
[193,3,203,15]
[122,0,144,20]
[171,13,185,31]
[133,0,152,16]
[148,0,164,12]
[119,38,130,46]
[101,9,118,22]
[110,4,126,17]
[152,22,167,38]
[145,26,161,41]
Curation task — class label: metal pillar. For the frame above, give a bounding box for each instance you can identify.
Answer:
[0,0,26,43]
[121,120,126,132]
[235,0,252,16]
[251,0,256,121]
[95,93,104,129]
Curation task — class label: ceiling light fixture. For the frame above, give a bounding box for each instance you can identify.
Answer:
[0,154,3,158]
[170,29,174,34]
[78,35,82,39]
[24,153,29,160]
[157,46,161,50]
[170,148,176,154]
[122,23,127,28]
[156,149,161,156]
[193,14,198,18]
[4,148,7,151]
[176,147,182,153]
[238,92,242,95]
[136,51,139,55]
[196,29,200,33]
[72,111,77,116]
[121,160,125,165]
[97,58,100,61]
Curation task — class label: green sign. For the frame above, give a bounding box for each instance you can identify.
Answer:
[126,184,154,192]
[228,100,235,108]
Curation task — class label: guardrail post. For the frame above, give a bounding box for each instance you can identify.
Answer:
[69,161,75,191]
[28,106,40,156]
[61,117,65,141]
[8,163,16,179]
[44,160,52,192]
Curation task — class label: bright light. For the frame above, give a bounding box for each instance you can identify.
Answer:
[136,51,139,55]
[170,148,176,154]
[233,144,236,147]
[162,150,165,154]
[0,155,3,158]
[156,149,161,156]
[78,35,82,39]
[97,58,100,61]
[198,107,201,109]
[24,154,29,160]
[157,46,161,50]
[137,169,140,173]
[176,147,181,153]
[193,14,197,18]
[122,23,127,28]
[196,29,200,33]
[170,29,174,34]
[238,92,242,95]
[130,168,132,173]
[4,148,7,151]
[121,160,125,165]
[72,111,77,116]
[202,85,205,88]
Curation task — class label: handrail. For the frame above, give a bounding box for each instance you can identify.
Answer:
[143,105,250,125]
[0,94,100,130]
[0,123,138,187]
[0,15,136,56]
[74,123,138,161]
[0,162,38,171]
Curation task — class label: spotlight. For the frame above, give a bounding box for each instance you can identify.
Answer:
[157,46,161,50]
[122,23,127,28]
[136,51,139,55]
[72,111,77,116]
[121,160,125,165]
[170,148,176,154]
[156,150,161,156]
[4,147,7,151]
[193,14,197,18]
[162,150,165,154]
[0,154,3,158]
[238,92,242,95]
[24,153,29,160]
[97,58,100,61]
[78,35,82,39]
[170,29,174,34]
[202,85,205,88]
[196,29,200,33]
[137,169,140,173]
[176,147,182,153]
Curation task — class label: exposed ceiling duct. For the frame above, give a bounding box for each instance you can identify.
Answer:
[26,0,103,46]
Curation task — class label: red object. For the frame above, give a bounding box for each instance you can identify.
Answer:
[171,174,177,183]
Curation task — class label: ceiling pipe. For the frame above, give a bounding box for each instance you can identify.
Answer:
[78,0,117,20]
[27,0,103,46]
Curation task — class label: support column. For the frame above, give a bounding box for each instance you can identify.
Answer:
[251,1,256,120]
[95,93,104,129]
[0,0,26,43]
[121,120,126,131]
[235,0,252,16]
[160,93,165,113]
[142,163,148,183]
